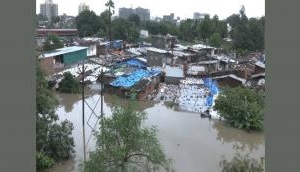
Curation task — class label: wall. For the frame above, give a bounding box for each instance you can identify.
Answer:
[63,49,87,65]
[147,51,168,67]
[39,57,64,76]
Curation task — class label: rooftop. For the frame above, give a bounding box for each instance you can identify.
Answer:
[146,47,168,54]
[40,46,88,59]
[255,61,265,69]
[165,65,184,78]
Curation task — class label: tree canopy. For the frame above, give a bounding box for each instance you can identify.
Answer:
[220,153,265,172]
[227,6,265,53]
[36,58,74,170]
[58,72,81,93]
[75,10,101,37]
[214,86,265,131]
[43,34,64,51]
[83,105,172,172]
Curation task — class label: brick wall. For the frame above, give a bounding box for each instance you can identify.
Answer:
[39,57,64,76]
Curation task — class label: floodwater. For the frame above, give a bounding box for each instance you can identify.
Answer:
[45,84,265,172]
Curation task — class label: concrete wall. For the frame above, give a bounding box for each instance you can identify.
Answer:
[147,51,168,67]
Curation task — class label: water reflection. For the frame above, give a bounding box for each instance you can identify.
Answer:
[219,150,265,172]
[49,86,265,172]
[104,93,156,111]
[212,120,265,152]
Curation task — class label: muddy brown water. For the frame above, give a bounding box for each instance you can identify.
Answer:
[44,85,265,172]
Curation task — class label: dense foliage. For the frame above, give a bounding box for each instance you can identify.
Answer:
[75,10,101,37]
[36,60,74,170]
[227,6,265,53]
[74,4,264,53]
[220,153,265,172]
[58,72,81,93]
[83,105,172,172]
[214,86,265,131]
[43,34,64,51]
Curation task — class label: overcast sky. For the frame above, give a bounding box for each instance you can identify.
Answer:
[36,0,265,20]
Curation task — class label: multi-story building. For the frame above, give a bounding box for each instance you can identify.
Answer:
[135,7,150,21]
[119,7,150,21]
[78,2,90,14]
[119,8,135,19]
[193,12,209,20]
[163,13,174,22]
[40,0,58,20]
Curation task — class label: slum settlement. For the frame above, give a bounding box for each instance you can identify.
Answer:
[38,35,265,119]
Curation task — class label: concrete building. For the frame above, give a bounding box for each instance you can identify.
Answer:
[39,46,88,75]
[40,0,58,19]
[135,7,150,21]
[119,7,150,21]
[78,2,90,14]
[146,47,170,67]
[119,8,135,19]
[193,12,208,20]
[163,13,174,22]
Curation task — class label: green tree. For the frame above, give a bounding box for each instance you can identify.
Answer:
[75,10,101,37]
[226,6,265,53]
[110,18,139,43]
[198,15,214,41]
[36,59,74,170]
[209,33,222,47]
[83,105,172,172]
[220,153,265,172]
[214,86,265,131]
[179,19,194,41]
[128,14,140,27]
[43,34,64,51]
[105,0,115,47]
[58,72,81,93]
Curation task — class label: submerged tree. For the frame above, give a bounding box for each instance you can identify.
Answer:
[58,72,81,93]
[220,153,265,172]
[36,59,74,170]
[214,86,265,131]
[83,105,172,172]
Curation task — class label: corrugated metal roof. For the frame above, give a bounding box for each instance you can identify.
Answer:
[39,46,88,59]
[165,65,184,78]
[255,61,265,69]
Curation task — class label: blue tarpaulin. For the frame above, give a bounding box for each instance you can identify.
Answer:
[110,69,160,89]
[124,58,147,68]
[203,78,219,107]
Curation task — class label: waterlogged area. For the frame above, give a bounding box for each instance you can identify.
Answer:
[46,84,265,172]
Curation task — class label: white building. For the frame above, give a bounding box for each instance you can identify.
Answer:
[40,0,58,19]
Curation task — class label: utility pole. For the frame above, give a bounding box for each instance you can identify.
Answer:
[81,58,86,163]
[100,68,104,118]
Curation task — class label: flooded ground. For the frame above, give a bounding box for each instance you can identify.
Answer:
[45,84,265,172]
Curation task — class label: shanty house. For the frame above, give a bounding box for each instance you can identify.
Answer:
[39,46,88,75]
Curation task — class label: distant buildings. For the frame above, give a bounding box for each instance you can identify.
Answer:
[119,7,150,21]
[40,0,58,19]
[193,12,209,20]
[78,2,90,14]
[135,7,150,21]
[163,13,175,22]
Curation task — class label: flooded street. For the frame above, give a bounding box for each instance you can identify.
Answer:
[45,85,265,172]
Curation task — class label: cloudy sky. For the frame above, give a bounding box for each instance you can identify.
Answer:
[36,0,265,20]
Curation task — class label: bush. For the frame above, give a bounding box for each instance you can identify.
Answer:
[36,151,55,170]
[58,72,81,93]
[214,86,265,130]
[220,153,265,172]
